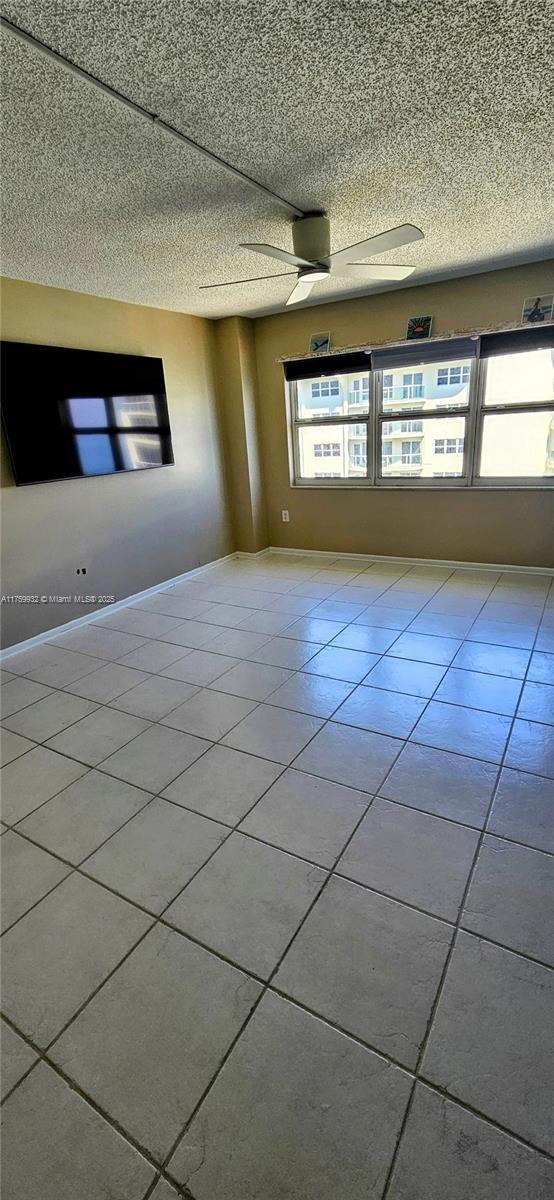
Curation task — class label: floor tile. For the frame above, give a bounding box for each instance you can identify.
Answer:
[330,624,399,654]
[240,768,368,868]
[169,991,411,1200]
[20,648,106,687]
[380,742,497,826]
[213,661,292,700]
[161,648,239,684]
[266,594,318,616]
[133,592,213,620]
[294,722,402,793]
[118,639,191,672]
[517,681,554,725]
[50,626,147,660]
[364,655,444,698]
[238,609,297,634]
[222,704,322,765]
[1,832,69,931]
[162,745,282,825]
[487,767,554,853]
[1,747,88,824]
[338,798,479,921]
[3,691,98,742]
[1,1062,155,1199]
[387,632,461,665]
[157,619,220,649]
[64,661,150,701]
[388,1082,554,1200]
[282,616,348,643]
[332,685,427,738]
[201,603,258,627]
[528,651,554,685]
[422,931,553,1153]
[100,724,210,791]
[1,873,150,1046]
[0,677,52,717]
[408,612,474,638]
[310,600,367,622]
[354,606,414,630]
[1,727,36,765]
[434,666,522,715]
[469,619,535,650]
[462,835,554,963]
[536,627,554,653]
[150,1181,180,1200]
[303,646,380,683]
[46,706,149,766]
[411,700,511,763]
[275,876,452,1068]
[0,669,16,683]
[452,641,530,679]
[206,628,271,657]
[96,608,185,638]
[505,718,554,778]
[109,675,199,720]
[167,832,326,977]
[51,925,261,1160]
[269,671,354,717]
[18,770,152,863]
[86,797,227,912]
[248,636,320,669]
[161,688,257,739]
[1,1020,38,1100]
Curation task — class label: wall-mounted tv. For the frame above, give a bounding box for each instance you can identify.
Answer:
[1,341,174,485]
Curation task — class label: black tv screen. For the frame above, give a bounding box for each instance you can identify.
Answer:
[1,341,174,485]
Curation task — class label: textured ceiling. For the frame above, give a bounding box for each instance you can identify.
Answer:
[1,0,553,318]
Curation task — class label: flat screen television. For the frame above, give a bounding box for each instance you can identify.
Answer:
[1,341,174,485]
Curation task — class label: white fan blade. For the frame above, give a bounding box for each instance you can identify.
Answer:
[329,223,424,268]
[240,242,313,268]
[200,271,295,289]
[338,264,415,281]
[286,277,317,305]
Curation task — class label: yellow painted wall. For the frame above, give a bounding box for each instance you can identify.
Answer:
[253,260,554,566]
[0,277,233,645]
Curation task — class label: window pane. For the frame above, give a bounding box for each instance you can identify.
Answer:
[113,395,159,426]
[479,410,554,477]
[297,424,367,479]
[118,433,163,469]
[382,358,472,411]
[68,397,108,428]
[296,372,370,419]
[483,349,554,406]
[381,416,466,478]
[75,434,115,475]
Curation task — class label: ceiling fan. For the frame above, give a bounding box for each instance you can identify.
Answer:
[200,214,424,305]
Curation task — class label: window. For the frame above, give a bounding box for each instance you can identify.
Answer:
[67,394,165,475]
[476,348,554,480]
[435,438,464,454]
[287,337,554,486]
[437,366,470,386]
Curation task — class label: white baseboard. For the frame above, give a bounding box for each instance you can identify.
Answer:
[0,551,239,662]
[264,546,554,575]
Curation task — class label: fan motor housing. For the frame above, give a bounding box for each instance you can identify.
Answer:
[292,214,330,264]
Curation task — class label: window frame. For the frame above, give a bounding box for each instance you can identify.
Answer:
[287,343,554,489]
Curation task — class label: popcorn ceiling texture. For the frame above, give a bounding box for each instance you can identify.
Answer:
[1,0,553,317]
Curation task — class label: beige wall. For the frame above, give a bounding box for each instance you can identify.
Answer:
[253,260,554,567]
[0,278,233,646]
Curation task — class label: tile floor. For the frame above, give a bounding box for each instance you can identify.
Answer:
[1,551,553,1199]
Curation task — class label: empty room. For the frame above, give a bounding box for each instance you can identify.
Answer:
[0,2,553,1198]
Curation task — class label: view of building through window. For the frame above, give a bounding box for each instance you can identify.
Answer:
[292,347,554,484]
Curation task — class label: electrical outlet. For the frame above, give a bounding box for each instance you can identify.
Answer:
[76,567,87,575]
[281,510,290,523]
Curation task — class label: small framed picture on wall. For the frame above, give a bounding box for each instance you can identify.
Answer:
[521,295,553,324]
[308,332,331,353]
[406,315,433,341]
